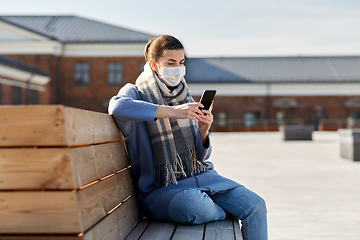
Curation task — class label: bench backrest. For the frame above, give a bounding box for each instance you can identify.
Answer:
[0,105,141,239]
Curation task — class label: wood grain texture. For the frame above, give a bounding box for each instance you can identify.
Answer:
[63,107,123,146]
[0,105,67,147]
[76,168,136,233]
[172,224,205,240]
[124,219,150,240]
[76,174,120,233]
[138,221,176,240]
[0,148,74,190]
[204,217,235,240]
[0,105,123,147]
[0,191,79,233]
[0,142,129,190]
[69,141,129,189]
[115,197,142,240]
[116,168,136,203]
[0,168,136,234]
[83,196,141,240]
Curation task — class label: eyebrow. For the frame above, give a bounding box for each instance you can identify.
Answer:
[167,58,185,62]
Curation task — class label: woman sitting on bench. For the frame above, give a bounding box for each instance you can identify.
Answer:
[108,34,268,240]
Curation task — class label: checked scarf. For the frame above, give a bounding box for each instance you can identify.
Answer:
[136,63,206,187]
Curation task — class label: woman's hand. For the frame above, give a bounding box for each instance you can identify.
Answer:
[155,102,203,119]
[155,101,214,144]
[197,102,214,143]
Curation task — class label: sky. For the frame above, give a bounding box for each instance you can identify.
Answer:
[1,0,360,57]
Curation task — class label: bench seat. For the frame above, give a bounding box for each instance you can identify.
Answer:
[126,215,242,240]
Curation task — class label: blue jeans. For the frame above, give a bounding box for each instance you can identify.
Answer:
[168,186,268,240]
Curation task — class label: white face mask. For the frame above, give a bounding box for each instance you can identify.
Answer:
[156,61,186,87]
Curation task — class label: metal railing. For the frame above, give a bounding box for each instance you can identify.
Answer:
[212,118,360,132]
[212,118,304,132]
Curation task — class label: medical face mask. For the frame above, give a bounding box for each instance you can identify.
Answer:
[156,61,186,87]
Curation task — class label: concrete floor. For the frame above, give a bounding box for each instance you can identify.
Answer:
[209,131,360,240]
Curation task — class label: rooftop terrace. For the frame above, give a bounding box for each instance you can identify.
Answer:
[209,131,360,240]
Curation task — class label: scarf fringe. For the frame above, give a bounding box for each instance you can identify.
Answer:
[155,149,207,187]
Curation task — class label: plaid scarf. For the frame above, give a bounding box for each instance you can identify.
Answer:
[136,63,206,187]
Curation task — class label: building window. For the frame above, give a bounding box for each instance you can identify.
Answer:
[12,86,21,105]
[30,90,38,104]
[244,112,259,126]
[74,63,90,85]
[216,111,227,127]
[108,63,123,85]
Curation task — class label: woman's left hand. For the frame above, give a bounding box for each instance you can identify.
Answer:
[197,102,214,142]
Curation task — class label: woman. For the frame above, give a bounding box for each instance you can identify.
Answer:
[108,34,268,240]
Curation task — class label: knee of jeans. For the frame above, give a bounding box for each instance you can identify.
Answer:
[168,189,226,224]
[245,195,267,218]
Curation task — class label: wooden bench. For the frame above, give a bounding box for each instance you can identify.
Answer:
[0,105,242,240]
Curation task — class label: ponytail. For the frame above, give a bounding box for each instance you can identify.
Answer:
[144,39,153,63]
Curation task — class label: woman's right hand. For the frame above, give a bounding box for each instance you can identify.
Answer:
[155,103,204,120]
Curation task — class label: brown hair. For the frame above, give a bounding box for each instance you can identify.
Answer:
[144,35,184,63]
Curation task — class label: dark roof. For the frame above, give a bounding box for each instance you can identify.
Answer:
[185,56,360,83]
[0,55,49,76]
[0,15,154,43]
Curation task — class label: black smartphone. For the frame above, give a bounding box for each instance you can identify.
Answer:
[199,90,217,111]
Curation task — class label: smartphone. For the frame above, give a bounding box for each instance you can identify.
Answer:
[199,90,217,111]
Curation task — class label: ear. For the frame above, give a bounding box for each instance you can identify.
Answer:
[149,59,157,72]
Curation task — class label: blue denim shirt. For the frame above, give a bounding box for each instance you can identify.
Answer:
[108,83,240,221]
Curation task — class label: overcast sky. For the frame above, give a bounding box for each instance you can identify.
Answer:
[1,0,359,57]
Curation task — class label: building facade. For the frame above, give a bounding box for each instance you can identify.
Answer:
[185,57,360,131]
[0,15,152,112]
[0,55,50,105]
[1,16,360,131]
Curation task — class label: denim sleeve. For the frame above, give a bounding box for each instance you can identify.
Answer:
[108,83,159,136]
[195,128,212,161]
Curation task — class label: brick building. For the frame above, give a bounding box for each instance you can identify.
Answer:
[0,55,50,104]
[1,15,360,131]
[185,57,360,131]
[0,15,153,112]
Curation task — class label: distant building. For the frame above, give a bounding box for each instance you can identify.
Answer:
[185,57,360,131]
[1,15,360,131]
[0,55,50,104]
[0,15,153,112]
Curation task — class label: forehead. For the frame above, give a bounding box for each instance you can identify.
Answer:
[161,49,185,61]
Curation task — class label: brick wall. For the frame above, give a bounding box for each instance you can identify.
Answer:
[197,95,359,125]
[2,54,146,112]
[60,56,145,112]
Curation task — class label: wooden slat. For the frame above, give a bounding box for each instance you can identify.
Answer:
[204,217,235,240]
[0,235,79,240]
[76,174,120,233]
[116,168,136,203]
[0,105,123,147]
[172,224,205,240]
[115,196,142,240]
[0,191,79,233]
[0,148,74,190]
[124,219,151,240]
[232,217,243,240]
[0,105,68,147]
[70,142,129,189]
[138,222,176,240]
[83,196,141,240]
[0,168,136,234]
[63,106,123,146]
[111,141,129,172]
[0,142,129,190]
